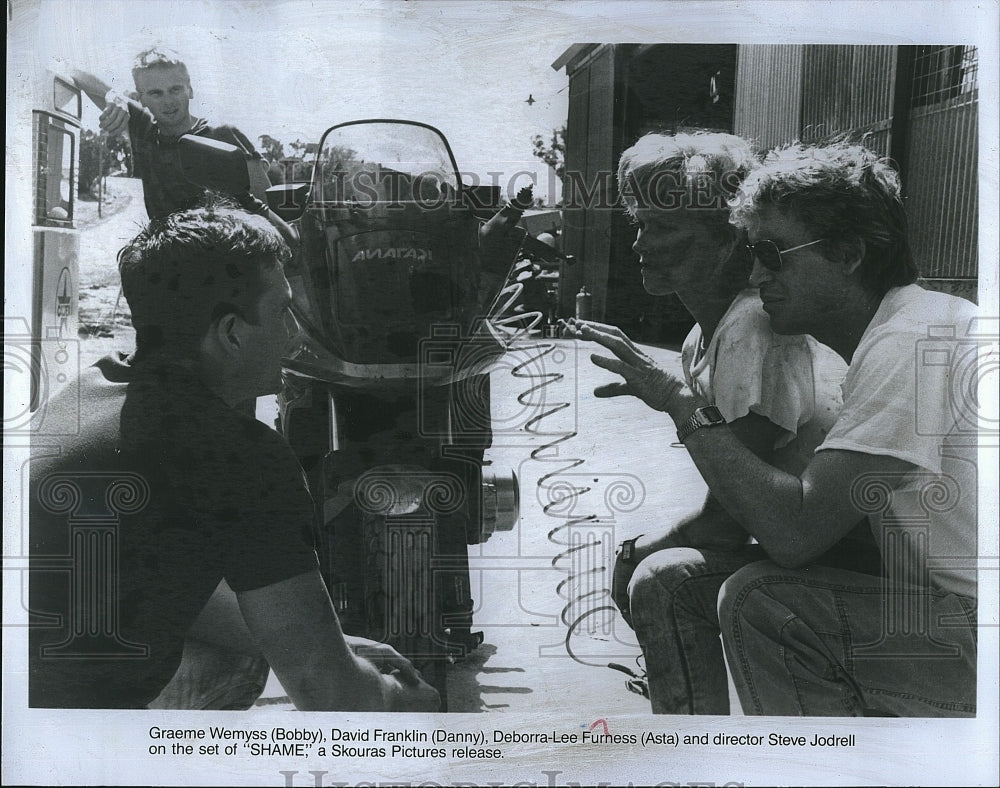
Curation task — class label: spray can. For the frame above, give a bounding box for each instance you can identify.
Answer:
[575,286,592,321]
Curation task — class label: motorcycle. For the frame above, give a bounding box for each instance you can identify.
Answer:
[179,119,568,708]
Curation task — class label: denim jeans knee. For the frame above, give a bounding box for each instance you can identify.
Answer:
[628,547,761,714]
[718,562,977,717]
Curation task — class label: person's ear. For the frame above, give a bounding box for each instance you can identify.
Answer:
[187,85,194,99]
[211,312,244,357]
[842,237,866,276]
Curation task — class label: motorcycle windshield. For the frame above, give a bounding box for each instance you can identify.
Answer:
[288,120,488,377]
[311,121,460,206]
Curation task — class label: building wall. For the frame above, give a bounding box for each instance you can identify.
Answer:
[906,47,979,282]
[800,45,896,155]
[561,45,619,320]
[734,45,803,150]
[733,44,979,299]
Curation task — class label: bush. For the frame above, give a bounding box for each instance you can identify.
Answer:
[78,130,132,197]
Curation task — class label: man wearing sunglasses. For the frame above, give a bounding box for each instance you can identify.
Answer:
[578,141,978,716]
[574,131,878,716]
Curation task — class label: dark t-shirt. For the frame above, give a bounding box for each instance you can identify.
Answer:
[127,103,263,219]
[29,356,318,708]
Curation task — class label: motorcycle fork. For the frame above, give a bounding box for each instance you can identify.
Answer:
[319,387,482,709]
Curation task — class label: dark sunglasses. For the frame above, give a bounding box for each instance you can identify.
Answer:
[746,238,826,271]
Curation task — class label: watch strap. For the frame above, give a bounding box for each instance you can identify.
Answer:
[676,406,726,443]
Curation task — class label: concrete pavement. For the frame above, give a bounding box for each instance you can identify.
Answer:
[257,337,709,715]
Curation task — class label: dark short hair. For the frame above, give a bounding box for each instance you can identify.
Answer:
[118,205,291,358]
[618,131,757,218]
[730,141,917,295]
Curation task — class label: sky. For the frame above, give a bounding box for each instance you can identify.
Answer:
[32,0,577,203]
[18,0,1000,211]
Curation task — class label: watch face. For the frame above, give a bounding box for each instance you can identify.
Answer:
[702,406,724,424]
[619,539,637,562]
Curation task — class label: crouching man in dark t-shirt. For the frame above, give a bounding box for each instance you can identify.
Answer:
[29,206,439,711]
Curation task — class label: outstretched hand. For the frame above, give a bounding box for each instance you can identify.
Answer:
[563,318,686,413]
[99,92,130,138]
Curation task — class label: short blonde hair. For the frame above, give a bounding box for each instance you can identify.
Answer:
[132,47,190,86]
[618,131,756,217]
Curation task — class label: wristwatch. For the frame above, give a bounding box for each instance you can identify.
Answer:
[676,405,726,443]
[617,535,644,567]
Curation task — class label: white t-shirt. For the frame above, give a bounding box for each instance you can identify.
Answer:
[818,284,978,598]
[682,288,847,474]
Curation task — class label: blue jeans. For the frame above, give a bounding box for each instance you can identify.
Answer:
[718,561,977,716]
[628,546,767,714]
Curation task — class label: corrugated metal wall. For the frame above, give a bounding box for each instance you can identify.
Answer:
[800,45,896,156]
[734,44,978,286]
[904,46,979,279]
[734,46,802,151]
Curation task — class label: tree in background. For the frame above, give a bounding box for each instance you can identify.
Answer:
[259,134,295,184]
[258,134,286,164]
[259,135,318,184]
[531,126,566,184]
[78,130,132,197]
[261,135,362,186]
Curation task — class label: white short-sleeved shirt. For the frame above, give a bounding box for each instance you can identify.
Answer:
[817,285,978,598]
[682,288,847,474]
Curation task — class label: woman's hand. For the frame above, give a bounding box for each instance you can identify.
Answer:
[564,318,688,413]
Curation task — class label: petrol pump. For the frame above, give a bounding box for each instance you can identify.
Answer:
[27,70,82,415]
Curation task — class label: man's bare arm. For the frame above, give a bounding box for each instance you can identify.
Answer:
[237,569,439,711]
[630,410,780,561]
[240,158,299,248]
[70,68,132,136]
[70,68,112,109]
[610,405,779,620]
[579,320,913,567]
[187,578,261,656]
[681,423,912,566]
